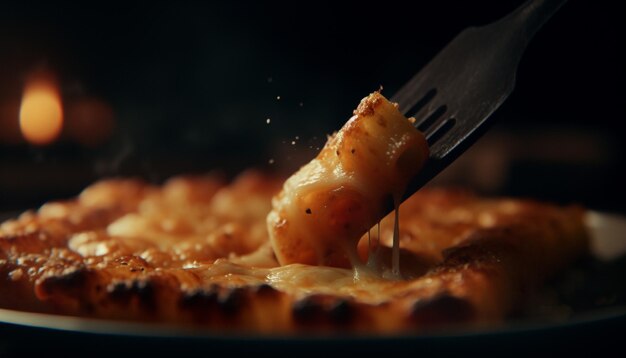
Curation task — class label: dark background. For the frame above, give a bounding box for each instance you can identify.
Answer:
[0,0,624,212]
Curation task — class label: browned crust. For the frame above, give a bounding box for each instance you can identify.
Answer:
[0,172,588,333]
[353,91,384,117]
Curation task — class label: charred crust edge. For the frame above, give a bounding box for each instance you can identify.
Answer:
[218,287,245,314]
[179,284,220,308]
[106,278,156,309]
[37,267,89,295]
[410,293,474,325]
[292,295,353,324]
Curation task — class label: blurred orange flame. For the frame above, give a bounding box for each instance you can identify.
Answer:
[19,76,63,145]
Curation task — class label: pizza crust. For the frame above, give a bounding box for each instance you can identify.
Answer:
[0,171,588,333]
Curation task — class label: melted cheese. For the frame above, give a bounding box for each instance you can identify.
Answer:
[187,258,436,305]
[267,92,429,274]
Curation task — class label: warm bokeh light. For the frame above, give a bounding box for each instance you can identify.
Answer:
[19,78,63,145]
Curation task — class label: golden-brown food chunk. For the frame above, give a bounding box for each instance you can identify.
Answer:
[267,92,429,267]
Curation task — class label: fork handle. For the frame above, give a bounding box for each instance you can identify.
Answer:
[499,0,568,46]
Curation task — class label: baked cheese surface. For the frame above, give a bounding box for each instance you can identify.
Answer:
[0,172,587,333]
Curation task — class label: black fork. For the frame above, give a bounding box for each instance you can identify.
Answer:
[392,0,568,198]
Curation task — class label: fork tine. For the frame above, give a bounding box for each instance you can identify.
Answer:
[407,88,437,119]
[416,104,447,132]
[396,0,567,201]
[425,117,456,146]
[390,74,435,114]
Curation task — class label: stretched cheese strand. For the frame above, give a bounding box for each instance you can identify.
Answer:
[392,197,401,276]
[267,92,429,275]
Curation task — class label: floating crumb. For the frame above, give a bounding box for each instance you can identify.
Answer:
[268,159,275,164]
[291,141,296,145]
[266,118,271,124]
[295,136,299,140]
[299,102,304,107]
[276,96,281,100]
[408,117,416,124]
